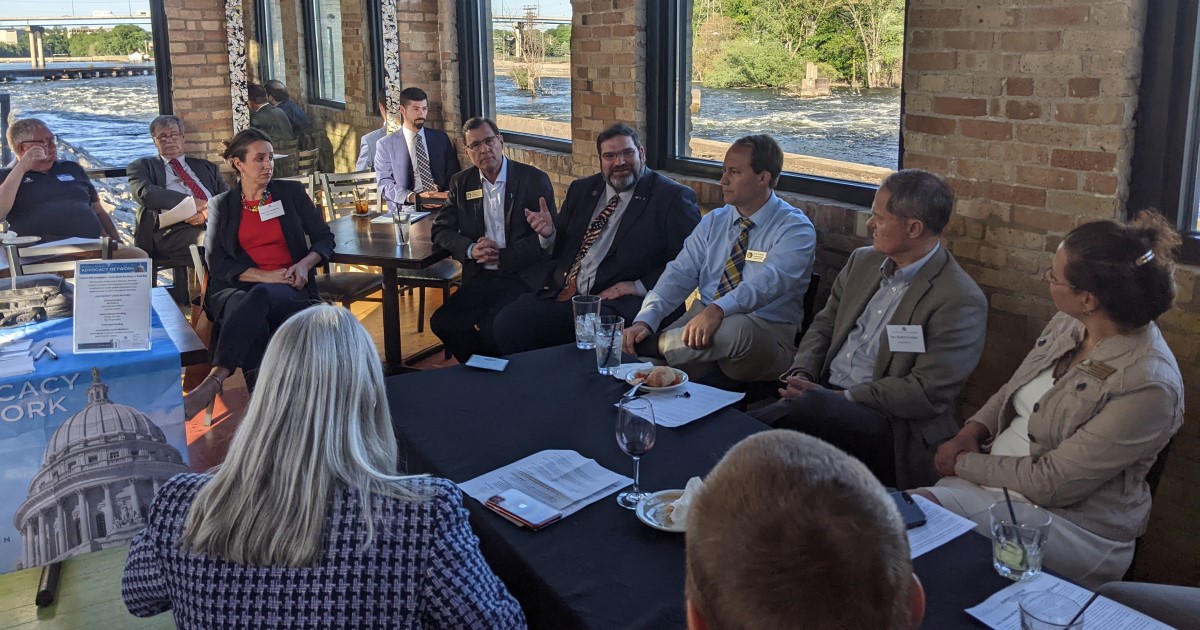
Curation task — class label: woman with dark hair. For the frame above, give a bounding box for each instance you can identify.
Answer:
[124,306,526,628]
[914,211,1184,588]
[182,128,333,417]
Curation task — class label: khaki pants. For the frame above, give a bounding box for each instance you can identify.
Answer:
[657,302,796,382]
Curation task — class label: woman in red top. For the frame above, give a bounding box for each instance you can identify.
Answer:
[183,128,334,417]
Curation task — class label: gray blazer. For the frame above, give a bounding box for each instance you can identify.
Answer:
[356,126,387,171]
[791,245,988,488]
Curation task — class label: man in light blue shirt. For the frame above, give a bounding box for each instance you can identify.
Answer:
[623,135,816,382]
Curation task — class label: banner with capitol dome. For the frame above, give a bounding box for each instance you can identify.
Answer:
[0,314,187,574]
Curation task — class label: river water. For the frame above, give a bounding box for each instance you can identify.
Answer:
[0,69,899,170]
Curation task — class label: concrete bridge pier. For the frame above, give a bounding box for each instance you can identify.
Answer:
[26,26,46,69]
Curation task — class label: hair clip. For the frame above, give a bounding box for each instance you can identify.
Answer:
[1135,250,1155,266]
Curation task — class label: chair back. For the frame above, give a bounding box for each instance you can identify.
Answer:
[277,174,316,200]
[321,171,383,220]
[188,244,207,288]
[295,148,320,176]
[5,237,113,289]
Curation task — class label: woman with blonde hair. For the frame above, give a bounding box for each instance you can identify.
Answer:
[123,305,526,628]
[914,211,1184,588]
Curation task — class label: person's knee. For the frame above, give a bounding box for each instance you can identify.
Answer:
[113,245,149,259]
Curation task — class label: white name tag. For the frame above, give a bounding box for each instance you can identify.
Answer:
[258,200,285,221]
[56,173,76,182]
[745,250,767,263]
[886,325,926,353]
[464,354,509,371]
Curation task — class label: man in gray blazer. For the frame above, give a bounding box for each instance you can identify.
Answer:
[127,115,228,298]
[752,169,987,489]
[355,97,393,172]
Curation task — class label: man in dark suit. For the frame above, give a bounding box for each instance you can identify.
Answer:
[430,117,555,362]
[492,123,701,354]
[375,87,461,210]
[247,83,297,177]
[751,170,988,489]
[128,114,229,298]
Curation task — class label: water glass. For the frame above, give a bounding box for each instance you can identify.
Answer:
[594,315,623,375]
[990,501,1053,582]
[616,396,656,509]
[571,295,602,350]
[1019,592,1085,630]
[392,211,411,245]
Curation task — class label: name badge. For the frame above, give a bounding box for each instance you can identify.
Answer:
[745,250,767,263]
[56,173,76,182]
[465,189,484,200]
[886,325,926,353]
[258,200,285,221]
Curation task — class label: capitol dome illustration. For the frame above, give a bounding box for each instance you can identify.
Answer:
[12,368,188,569]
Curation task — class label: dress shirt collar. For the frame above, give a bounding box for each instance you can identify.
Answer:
[401,125,426,146]
[482,157,508,187]
[603,180,636,205]
[880,242,940,285]
[729,192,785,231]
[159,154,185,165]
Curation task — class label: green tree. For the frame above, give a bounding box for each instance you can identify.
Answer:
[100,24,150,56]
[42,27,69,56]
[705,38,806,89]
[840,0,903,88]
[68,31,104,57]
[692,14,741,83]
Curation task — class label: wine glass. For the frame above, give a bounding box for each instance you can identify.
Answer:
[616,396,656,509]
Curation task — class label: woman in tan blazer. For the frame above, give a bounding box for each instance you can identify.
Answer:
[914,212,1184,588]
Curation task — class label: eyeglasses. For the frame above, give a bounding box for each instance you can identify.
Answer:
[601,148,638,163]
[1042,268,1074,288]
[466,135,500,151]
[17,136,55,150]
[154,131,183,142]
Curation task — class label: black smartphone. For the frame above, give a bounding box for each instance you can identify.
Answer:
[889,490,927,529]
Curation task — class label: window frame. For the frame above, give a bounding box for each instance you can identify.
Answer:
[253,0,285,85]
[1130,0,1200,264]
[456,0,571,153]
[302,0,347,110]
[366,0,386,117]
[645,0,887,207]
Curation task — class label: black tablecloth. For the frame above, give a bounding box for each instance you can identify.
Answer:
[386,344,1012,629]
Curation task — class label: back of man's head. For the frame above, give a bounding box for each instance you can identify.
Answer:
[685,430,923,630]
[263,80,290,102]
[247,83,268,105]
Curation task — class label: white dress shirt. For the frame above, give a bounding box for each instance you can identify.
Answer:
[472,157,508,271]
[159,155,212,199]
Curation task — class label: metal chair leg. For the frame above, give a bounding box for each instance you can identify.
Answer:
[417,287,427,332]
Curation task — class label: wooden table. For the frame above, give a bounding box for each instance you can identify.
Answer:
[327,213,449,374]
[150,287,205,367]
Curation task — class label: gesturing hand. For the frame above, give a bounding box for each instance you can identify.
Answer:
[524,197,554,238]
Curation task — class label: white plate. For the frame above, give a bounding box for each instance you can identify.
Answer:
[624,367,689,392]
[636,489,686,533]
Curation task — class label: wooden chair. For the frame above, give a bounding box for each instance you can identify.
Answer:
[4,237,113,288]
[295,148,320,177]
[321,171,383,219]
[188,244,220,426]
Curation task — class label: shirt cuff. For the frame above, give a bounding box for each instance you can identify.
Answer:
[466,243,474,260]
[538,232,555,250]
[633,280,647,297]
[713,294,741,317]
[842,389,855,403]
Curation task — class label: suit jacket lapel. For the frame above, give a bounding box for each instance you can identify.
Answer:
[469,168,485,231]
[152,158,167,186]
[607,171,651,257]
[874,247,947,378]
[828,258,882,366]
[503,164,520,228]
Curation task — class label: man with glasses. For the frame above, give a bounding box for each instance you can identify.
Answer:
[492,122,700,354]
[127,115,228,298]
[750,169,987,489]
[429,117,554,362]
[0,118,147,258]
[376,87,460,209]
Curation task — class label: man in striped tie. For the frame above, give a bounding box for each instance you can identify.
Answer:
[623,135,816,383]
[375,87,461,210]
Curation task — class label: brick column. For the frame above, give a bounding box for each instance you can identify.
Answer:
[164,0,237,163]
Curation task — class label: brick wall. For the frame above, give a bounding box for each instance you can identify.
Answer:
[164,0,235,164]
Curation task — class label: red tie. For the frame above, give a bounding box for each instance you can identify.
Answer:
[168,158,208,200]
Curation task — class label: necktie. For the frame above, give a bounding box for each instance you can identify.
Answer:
[168,158,207,200]
[714,217,754,299]
[556,193,622,301]
[413,133,437,193]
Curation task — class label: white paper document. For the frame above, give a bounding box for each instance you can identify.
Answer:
[73,259,153,353]
[907,494,977,558]
[459,450,632,518]
[370,210,431,224]
[966,574,1173,630]
[626,382,745,428]
[157,196,198,229]
[0,354,34,378]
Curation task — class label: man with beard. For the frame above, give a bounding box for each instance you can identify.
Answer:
[430,117,556,362]
[492,123,700,354]
[375,87,460,209]
[622,134,816,383]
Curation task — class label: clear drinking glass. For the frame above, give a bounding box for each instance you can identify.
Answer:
[616,396,656,509]
[392,211,411,244]
[1019,592,1086,630]
[594,315,624,375]
[352,187,371,216]
[571,295,602,349]
[990,501,1053,582]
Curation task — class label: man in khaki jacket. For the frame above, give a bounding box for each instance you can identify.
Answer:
[752,169,987,489]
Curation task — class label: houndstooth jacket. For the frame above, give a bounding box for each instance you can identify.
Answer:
[122,473,526,629]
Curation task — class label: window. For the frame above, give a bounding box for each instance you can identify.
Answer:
[1129,0,1200,263]
[458,0,573,150]
[255,0,287,83]
[366,0,387,115]
[648,1,905,206]
[303,0,346,107]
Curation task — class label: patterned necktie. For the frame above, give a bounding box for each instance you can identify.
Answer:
[714,217,754,298]
[168,158,207,200]
[413,133,437,192]
[556,193,622,301]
